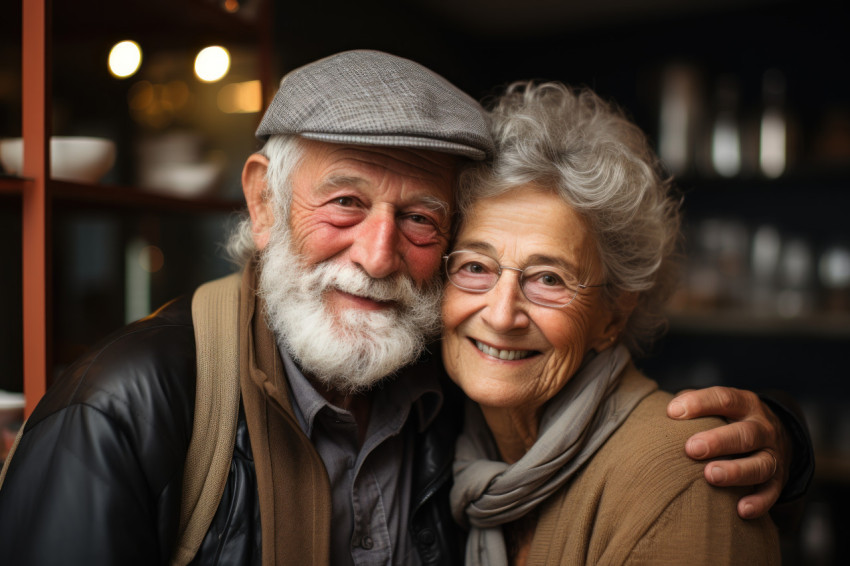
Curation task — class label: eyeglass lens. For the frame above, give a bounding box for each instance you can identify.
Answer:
[445,251,580,307]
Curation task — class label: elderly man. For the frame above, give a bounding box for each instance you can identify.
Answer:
[0,51,810,565]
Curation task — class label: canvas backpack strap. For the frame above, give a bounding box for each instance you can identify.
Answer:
[0,418,27,490]
[171,271,242,566]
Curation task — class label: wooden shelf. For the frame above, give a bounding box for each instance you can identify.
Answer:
[667,310,850,339]
[50,180,242,214]
[2,177,242,213]
[676,168,850,193]
[0,177,30,195]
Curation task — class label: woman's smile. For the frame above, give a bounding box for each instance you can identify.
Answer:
[472,338,537,361]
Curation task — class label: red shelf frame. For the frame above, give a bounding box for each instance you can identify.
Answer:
[21,0,51,417]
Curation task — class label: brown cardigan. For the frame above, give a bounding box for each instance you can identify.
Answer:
[526,369,780,565]
[239,266,332,566]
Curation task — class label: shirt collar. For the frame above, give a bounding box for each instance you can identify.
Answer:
[279,340,444,437]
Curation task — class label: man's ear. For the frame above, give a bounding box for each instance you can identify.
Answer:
[590,291,639,353]
[242,153,274,250]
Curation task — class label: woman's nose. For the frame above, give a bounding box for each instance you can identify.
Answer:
[481,270,530,331]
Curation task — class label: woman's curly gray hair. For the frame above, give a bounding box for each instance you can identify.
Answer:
[457,81,682,356]
[225,135,305,265]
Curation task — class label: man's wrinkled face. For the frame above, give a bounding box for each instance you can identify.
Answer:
[258,140,457,392]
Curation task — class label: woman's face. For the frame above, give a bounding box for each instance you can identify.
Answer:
[442,185,622,412]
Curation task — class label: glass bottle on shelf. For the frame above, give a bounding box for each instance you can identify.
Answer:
[658,63,702,177]
[709,76,742,178]
[759,69,788,179]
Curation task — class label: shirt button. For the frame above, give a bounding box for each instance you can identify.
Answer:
[361,536,374,550]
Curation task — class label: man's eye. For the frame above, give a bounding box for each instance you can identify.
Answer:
[399,212,439,231]
[406,213,429,224]
[333,196,356,207]
[398,213,442,245]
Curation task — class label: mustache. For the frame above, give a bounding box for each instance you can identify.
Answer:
[309,260,427,310]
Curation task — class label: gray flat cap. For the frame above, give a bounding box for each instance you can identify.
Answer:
[256,50,493,160]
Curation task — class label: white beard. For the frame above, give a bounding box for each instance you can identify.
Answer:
[258,223,443,394]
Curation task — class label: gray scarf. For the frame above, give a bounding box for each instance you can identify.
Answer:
[450,345,657,566]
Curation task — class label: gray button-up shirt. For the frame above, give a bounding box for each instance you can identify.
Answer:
[281,346,442,566]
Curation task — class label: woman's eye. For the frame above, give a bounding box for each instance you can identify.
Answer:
[538,272,565,287]
[463,262,488,274]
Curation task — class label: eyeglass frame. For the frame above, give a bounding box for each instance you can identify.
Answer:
[442,249,607,309]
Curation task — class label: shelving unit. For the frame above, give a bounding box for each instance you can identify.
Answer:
[6,0,272,415]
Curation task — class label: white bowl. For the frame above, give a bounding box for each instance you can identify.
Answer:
[0,136,116,183]
[0,390,24,429]
[142,161,223,198]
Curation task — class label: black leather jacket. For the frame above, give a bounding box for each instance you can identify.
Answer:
[0,296,463,565]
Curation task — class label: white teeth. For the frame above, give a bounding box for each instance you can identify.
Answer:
[475,340,532,361]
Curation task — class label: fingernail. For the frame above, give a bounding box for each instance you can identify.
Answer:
[669,400,686,418]
[710,466,727,483]
[688,438,709,458]
[741,503,754,518]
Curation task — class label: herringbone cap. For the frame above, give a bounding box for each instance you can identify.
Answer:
[256,50,493,160]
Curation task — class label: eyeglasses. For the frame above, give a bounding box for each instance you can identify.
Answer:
[443,250,606,308]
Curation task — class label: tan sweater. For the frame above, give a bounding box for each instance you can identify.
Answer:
[526,371,780,565]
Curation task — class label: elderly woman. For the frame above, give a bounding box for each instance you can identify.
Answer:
[444,82,780,565]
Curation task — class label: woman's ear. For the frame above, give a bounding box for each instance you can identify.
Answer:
[590,291,639,352]
[242,153,273,250]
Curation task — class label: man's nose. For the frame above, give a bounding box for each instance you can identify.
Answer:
[349,209,402,279]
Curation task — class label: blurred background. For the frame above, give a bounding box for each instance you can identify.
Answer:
[1,0,848,563]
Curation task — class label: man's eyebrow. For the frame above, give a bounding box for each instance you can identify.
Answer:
[418,195,450,216]
[317,176,450,214]
[317,175,368,192]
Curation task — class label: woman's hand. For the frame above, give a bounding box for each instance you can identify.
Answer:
[667,386,792,519]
